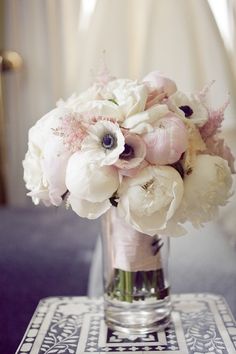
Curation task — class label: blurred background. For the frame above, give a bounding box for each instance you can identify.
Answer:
[0,0,236,353]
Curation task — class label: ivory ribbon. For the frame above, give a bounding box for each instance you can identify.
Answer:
[104,209,162,272]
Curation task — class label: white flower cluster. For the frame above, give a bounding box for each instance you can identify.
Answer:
[23,71,234,236]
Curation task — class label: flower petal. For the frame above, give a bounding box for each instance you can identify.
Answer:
[66,151,120,202]
[69,195,110,219]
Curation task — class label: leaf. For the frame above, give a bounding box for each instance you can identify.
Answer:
[205,341,213,348]
[58,349,68,354]
[61,333,69,338]
[208,346,215,351]
[65,325,75,330]
[59,323,66,328]
[196,344,204,351]
[50,328,58,334]
[63,329,73,334]
[48,332,55,337]
[41,344,50,349]
[216,349,223,354]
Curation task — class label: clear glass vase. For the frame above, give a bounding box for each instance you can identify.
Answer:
[101,208,171,334]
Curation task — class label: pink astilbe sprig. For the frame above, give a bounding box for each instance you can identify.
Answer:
[53,114,89,153]
[89,114,118,124]
[197,80,215,104]
[91,53,116,87]
[205,136,235,173]
[199,98,229,141]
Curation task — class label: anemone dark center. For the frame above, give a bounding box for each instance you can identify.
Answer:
[179,105,193,118]
[102,133,116,149]
[120,144,134,160]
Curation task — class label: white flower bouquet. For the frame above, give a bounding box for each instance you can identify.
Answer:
[23,70,234,236]
[23,70,234,331]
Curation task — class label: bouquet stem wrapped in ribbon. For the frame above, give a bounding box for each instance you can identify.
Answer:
[102,208,169,303]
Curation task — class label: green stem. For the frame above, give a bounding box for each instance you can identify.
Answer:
[125,271,133,303]
[119,270,125,301]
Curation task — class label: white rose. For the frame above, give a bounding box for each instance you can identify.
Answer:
[167,91,208,127]
[65,151,120,218]
[103,79,148,117]
[81,120,125,166]
[23,107,71,206]
[177,154,233,227]
[118,165,184,236]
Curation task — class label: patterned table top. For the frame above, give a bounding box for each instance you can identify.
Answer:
[16,294,236,354]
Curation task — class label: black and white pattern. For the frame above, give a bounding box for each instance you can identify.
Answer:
[16,294,236,354]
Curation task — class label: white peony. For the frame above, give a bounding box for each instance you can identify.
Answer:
[76,100,124,123]
[81,120,125,166]
[117,165,184,236]
[102,79,148,117]
[56,84,104,111]
[176,154,233,227]
[121,104,170,134]
[65,151,120,218]
[23,107,72,206]
[167,91,208,127]
[68,195,111,219]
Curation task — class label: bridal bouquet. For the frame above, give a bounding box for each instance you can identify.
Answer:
[23,70,235,330]
[23,71,234,237]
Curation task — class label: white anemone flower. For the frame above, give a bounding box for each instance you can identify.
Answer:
[168,91,208,127]
[118,165,184,236]
[81,120,125,166]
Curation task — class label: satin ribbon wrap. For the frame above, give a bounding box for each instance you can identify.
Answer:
[103,208,162,272]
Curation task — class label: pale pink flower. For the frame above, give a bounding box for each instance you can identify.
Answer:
[205,136,235,173]
[200,99,229,140]
[54,113,89,152]
[143,115,188,165]
[115,131,147,176]
[118,160,149,177]
[143,71,177,109]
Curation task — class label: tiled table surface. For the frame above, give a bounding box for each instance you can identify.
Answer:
[16,294,236,354]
